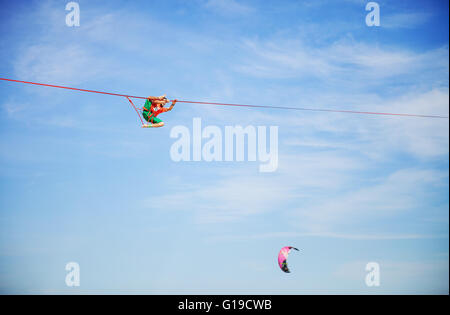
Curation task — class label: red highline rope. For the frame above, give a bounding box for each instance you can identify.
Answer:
[0,77,448,119]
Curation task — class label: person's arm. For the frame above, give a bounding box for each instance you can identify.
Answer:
[164,99,177,112]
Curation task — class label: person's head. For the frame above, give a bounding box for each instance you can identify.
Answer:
[153,99,168,106]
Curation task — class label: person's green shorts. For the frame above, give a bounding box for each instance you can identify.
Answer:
[143,112,162,124]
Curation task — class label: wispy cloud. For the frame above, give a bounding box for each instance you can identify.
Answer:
[382,12,432,29]
[2,101,29,116]
[152,174,296,223]
[14,44,109,85]
[203,0,254,16]
[289,168,448,234]
[235,38,449,85]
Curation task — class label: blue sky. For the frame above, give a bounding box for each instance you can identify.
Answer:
[0,0,448,294]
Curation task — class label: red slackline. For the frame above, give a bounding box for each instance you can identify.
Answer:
[1,77,448,120]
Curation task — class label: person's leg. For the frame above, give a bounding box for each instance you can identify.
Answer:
[142,111,149,122]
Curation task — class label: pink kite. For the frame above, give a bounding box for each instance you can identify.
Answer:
[278,246,299,273]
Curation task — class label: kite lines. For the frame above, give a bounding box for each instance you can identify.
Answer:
[0,77,448,127]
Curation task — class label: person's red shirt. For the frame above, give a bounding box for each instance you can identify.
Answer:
[150,105,169,117]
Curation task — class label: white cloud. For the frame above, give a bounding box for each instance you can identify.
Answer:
[382,12,432,29]
[153,174,296,223]
[236,39,336,79]
[2,101,29,116]
[373,89,449,158]
[14,44,108,85]
[235,38,449,85]
[204,0,254,16]
[289,168,448,234]
[147,144,370,225]
[272,88,449,160]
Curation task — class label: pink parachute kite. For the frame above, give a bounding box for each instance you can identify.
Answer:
[278,246,299,273]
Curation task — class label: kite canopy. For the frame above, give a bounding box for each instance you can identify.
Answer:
[278,246,299,273]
